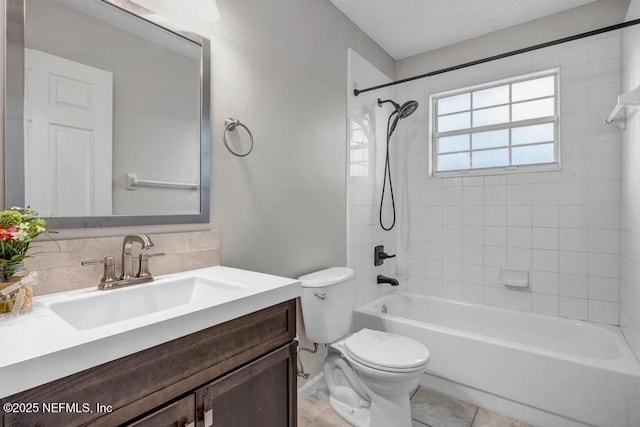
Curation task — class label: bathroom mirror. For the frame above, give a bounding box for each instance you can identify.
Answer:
[4,0,211,228]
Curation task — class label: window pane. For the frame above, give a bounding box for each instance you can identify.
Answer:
[438,111,470,132]
[439,134,469,153]
[438,93,470,115]
[512,98,554,121]
[472,148,509,168]
[512,143,554,165]
[472,129,509,150]
[473,85,509,109]
[438,152,470,171]
[512,75,554,102]
[512,123,554,145]
[473,105,509,127]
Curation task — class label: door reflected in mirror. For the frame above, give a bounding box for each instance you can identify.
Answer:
[5,0,211,228]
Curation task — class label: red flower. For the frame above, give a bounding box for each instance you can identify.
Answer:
[0,226,17,241]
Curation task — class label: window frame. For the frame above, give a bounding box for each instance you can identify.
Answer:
[428,68,561,178]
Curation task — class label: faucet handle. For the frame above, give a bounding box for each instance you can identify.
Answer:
[82,256,119,286]
[137,252,165,278]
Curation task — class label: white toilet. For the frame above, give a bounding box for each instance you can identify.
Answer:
[299,267,429,427]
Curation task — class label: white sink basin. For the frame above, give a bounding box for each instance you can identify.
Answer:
[48,275,247,330]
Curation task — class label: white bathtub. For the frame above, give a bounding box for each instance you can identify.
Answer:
[353,291,640,427]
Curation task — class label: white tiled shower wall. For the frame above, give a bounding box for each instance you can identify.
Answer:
[390,32,623,325]
[347,49,399,307]
[347,30,633,327]
[621,0,640,359]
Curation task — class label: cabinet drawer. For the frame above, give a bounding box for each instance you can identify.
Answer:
[126,395,195,427]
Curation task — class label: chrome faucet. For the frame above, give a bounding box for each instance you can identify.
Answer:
[121,234,154,280]
[81,234,165,290]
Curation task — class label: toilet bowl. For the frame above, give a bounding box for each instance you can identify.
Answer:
[324,329,429,427]
[298,267,430,427]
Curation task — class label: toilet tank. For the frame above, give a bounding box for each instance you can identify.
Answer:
[299,267,356,344]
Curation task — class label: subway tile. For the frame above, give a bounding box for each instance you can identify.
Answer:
[462,264,484,285]
[507,248,532,270]
[506,289,532,311]
[507,227,532,248]
[559,43,588,68]
[442,186,463,206]
[443,225,462,243]
[532,205,559,228]
[589,229,620,254]
[484,185,507,205]
[559,251,589,275]
[483,286,507,308]
[462,244,484,265]
[559,205,589,229]
[462,283,483,303]
[530,270,559,295]
[531,183,559,205]
[424,278,443,296]
[442,206,463,225]
[589,276,619,302]
[588,253,620,278]
[442,280,463,299]
[532,293,559,316]
[442,262,462,282]
[463,186,484,205]
[557,182,588,205]
[484,226,507,247]
[507,185,532,205]
[484,246,507,267]
[588,35,621,63]
[462,225,483,245]
[532,227,559,250]
[559,273,589,298]
[507,206,532,227]
[559,228,589,251]
[588,300,619,325]
[588,181,620,205]
[462,206,484,225]
[485,206,507,226]
[483,265,502,287]
[532,249,559,272]
[443,244,462,263]
[559,296,589,320]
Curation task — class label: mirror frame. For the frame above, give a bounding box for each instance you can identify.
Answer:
[4,0,211,228]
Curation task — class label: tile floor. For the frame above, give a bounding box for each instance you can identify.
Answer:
[298,386,534,427]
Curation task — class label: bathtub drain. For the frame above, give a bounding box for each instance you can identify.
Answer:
[381,304,387,314]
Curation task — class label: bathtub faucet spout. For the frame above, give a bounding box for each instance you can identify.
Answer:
[377,274,399,286]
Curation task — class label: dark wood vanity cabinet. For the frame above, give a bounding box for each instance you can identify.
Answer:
[1,300,297,427]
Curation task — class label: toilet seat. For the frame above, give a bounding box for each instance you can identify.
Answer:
[344,329,429,373]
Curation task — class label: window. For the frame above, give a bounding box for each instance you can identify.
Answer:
[430,69,559,176]
[349,118,370,177]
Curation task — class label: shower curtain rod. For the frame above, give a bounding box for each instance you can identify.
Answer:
[353,18,640,97]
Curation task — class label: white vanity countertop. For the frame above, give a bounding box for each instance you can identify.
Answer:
[0,266,301,398]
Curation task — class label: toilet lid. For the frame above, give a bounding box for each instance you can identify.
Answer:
[345,329,429,371]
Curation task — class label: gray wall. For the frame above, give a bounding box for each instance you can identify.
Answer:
[206,0,394,278]
[396,0,630,79]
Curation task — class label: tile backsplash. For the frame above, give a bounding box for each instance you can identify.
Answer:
[23,230,220,296]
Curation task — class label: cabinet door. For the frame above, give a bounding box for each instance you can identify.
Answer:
[126,394,195,427]
[196,342,297,427]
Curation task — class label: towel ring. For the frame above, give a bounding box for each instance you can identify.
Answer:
[223,118,254,157]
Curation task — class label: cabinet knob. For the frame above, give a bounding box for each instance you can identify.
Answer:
[204,409,213,427]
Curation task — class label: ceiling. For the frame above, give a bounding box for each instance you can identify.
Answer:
[329,0,596,60]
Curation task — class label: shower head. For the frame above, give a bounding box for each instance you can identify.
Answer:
[398,100,419,119]
[385,99,419,136]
